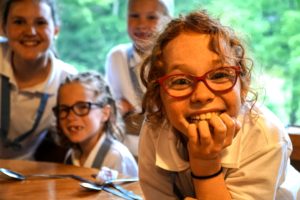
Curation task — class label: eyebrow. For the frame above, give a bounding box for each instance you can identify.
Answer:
[169,59,223,70]
[211,59,223,66]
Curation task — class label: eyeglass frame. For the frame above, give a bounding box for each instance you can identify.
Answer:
[157,66,241,99]
[52,101,105,119]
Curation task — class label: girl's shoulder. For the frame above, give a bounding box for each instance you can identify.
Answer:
[239,104,290,145]
[48,53,77,84]
[107,43,132,57]
[109,138,133,156]
[52,57,77,75]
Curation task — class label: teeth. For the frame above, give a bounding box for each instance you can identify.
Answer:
[21,41,39,46]
[189,112,220,123]
[68,126,83,132]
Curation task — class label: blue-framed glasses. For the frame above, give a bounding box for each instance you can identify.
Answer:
[157,66,241,98]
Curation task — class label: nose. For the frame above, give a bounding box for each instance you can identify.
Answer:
[190,81,215,104]
[136,17,149,29]
[24,24,37,35]
[65,109,78,120]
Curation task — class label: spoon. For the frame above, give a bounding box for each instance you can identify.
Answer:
[0,168,139,183]
[0,168,26,180]
[0,167,93,182]
[80,182,143,200]
[1,168,142,199]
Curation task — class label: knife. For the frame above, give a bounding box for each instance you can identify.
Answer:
[102,186,135,200]
[80,182,142,200]
[110,183,143,200]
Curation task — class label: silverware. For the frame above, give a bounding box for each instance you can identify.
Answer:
[103,177,139,185]
[0,168,142,200]
[83,176,142,199]
[80,182,143,200]
[0,167,92,182]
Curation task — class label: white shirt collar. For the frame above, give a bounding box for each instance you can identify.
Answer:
[0,47,56,94]
[128,46,142,69]
[71,133,106,168]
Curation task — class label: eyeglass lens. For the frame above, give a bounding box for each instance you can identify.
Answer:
[56,102,96,119]
[160,67,239,98]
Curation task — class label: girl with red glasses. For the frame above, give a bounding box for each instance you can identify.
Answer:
[138,10,300,200]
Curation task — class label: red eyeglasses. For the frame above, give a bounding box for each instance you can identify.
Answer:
[157,66,241,98]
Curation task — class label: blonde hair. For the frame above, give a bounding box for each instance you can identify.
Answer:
[158,0,174,17]
[56,71,125,147]
[127,0,174,17]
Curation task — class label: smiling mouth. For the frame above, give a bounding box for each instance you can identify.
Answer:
[188,112,220,123]
[134,32,152,40]
[68,126,83,132]
[20,40,40,47]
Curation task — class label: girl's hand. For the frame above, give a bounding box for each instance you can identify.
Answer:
[186,113,241,175]
[117,98,134,116]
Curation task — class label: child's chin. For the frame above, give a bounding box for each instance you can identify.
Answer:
[134,40,152,49]
[69,137,82,144]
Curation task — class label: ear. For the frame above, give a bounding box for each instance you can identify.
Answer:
[54,26,60,38]
[100,105,111,122]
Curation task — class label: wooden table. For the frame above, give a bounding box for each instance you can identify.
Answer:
[286,126,300,171]
[0,159,144,200]
[289,133,300,171]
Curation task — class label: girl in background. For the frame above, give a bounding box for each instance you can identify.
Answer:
[0,0,77,160]
[139,10,299,199]
[53,72,138,177]
[105,0,174,158]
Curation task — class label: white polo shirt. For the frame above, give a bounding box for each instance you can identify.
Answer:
[105,43,147,157]
[65,133,138,177]
[105,43,145,112]
[0,43,77,159]
[138,105,299,199]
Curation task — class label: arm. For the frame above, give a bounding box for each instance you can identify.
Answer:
[104,46,135,115]
[104,47,125,101]
[185,113,239,199]
[117,99,134,117]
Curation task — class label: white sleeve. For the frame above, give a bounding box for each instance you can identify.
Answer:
[226,143,289,199]
[102,141,138,177]
[225,112,292,200]
[104,46,125,100]
[138,122,177,200]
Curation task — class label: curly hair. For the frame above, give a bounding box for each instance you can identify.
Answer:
[55,71,125,148]
[140,10,256,124]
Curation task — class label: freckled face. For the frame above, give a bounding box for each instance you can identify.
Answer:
[4,0,58,61]
[58,83,108,145]
[160,32,243,136]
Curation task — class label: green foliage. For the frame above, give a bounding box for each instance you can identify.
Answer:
[56,0,300,125]
[56,0,128,73]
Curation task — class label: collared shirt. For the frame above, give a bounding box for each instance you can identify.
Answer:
[65,133,138,177]
[105,43,147,157]
[105,43,145,112]
[139,105,299,199]
[0,43,77,159]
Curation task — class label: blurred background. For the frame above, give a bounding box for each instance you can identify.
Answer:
[1,0,300,126]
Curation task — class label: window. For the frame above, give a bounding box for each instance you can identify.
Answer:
[1,0,299,125]
[56,0,300,126]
